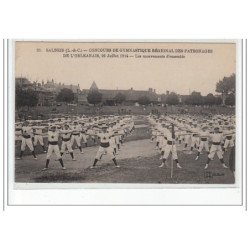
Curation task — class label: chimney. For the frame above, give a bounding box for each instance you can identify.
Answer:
[166,90,170,95]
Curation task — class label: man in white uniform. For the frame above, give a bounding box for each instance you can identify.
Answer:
[158,124,182,169]
[86,126,97,144]
[195,126,210,160]
[159,124,168,159]
[155,121,162,150]
[80,123,88,148]
[108,123,118,155]
[223,125,235,152]
[17,121,37,160]
[60,124,76,161]
[70,121,83,153]
[190,124,200,153]
[32,121,46,153]
[48,119,55,130]
[113,122,122,151]
[43,125,65,171]
[204,127,228,169]
[91,125,120,168]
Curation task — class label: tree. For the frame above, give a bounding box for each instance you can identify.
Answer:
[166,92,179,105]
[225,93,235,106]
[87,90,102,105]
[204,93,216,106]
[185,91,203,105]
[214,96,222,105]
[216,74,235,105]
[138,96,150,105]
[16,85,38,109]
[114,93,126,104]
[56,88,75,103]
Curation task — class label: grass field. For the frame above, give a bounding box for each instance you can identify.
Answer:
[15,116,235,184]
[16,104,235,120]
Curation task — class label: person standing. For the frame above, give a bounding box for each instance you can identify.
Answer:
[204,127,228,169]
[189,123,200,153]
[32,121,47,153]
[60,124,76,161]
[70,121,83,153]
[17,121,37,160]
[43,125,65,171]
[80,123,88,148]
[195,126,210,160]
[158,124,182,169]
[91,124,120,168]
[223,125,235,152]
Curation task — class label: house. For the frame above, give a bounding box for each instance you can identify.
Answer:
[83,82,160,104]
[43,79,80,93]
[42,79,81,103]
[16,78,196,106]
[77,90,88,104]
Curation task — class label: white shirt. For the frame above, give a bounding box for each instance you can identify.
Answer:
[22,126,33,137]
[107,127,114,134]
[192,127,199,136]
[210,133,223,143]
[163,129,173,141]
[98,132,112,143]
[33,126,44,135]
[200,130,209,139]
[71,125,81,134]
[60,129,72,139]
[48,131,59,142]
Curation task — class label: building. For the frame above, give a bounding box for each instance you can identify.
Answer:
[15,77,32,86]
[16,78,201,106]
[77,90,88,104]
[36,88,55,106]
[16,78,56,106]
[178,94,189,104]
[43,79,80,93]
[43,79,81,103]
[83,82,160,104]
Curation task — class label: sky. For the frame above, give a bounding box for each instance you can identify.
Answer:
[15,41,236,95]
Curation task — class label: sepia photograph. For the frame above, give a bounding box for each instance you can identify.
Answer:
[13,40,237,184]
[2,2,250,250]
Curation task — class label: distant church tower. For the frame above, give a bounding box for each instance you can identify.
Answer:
[90,81,98,90]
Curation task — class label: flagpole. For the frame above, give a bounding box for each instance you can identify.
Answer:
[171,123,174,178]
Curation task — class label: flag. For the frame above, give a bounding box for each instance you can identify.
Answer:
[171,123,175,139]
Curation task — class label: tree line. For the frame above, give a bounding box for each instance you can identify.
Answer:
[15,73,235,109]
[86,73,235,106]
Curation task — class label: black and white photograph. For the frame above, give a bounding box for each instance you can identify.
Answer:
[13,40,237,185]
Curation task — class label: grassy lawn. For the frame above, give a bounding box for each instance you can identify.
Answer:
[16,104,235,120]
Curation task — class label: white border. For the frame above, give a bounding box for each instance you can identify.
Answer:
[8,39,243,205]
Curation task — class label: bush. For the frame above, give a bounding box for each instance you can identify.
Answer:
[138,96,150,105]
[87,90,103,105]
[56,88,74,103]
